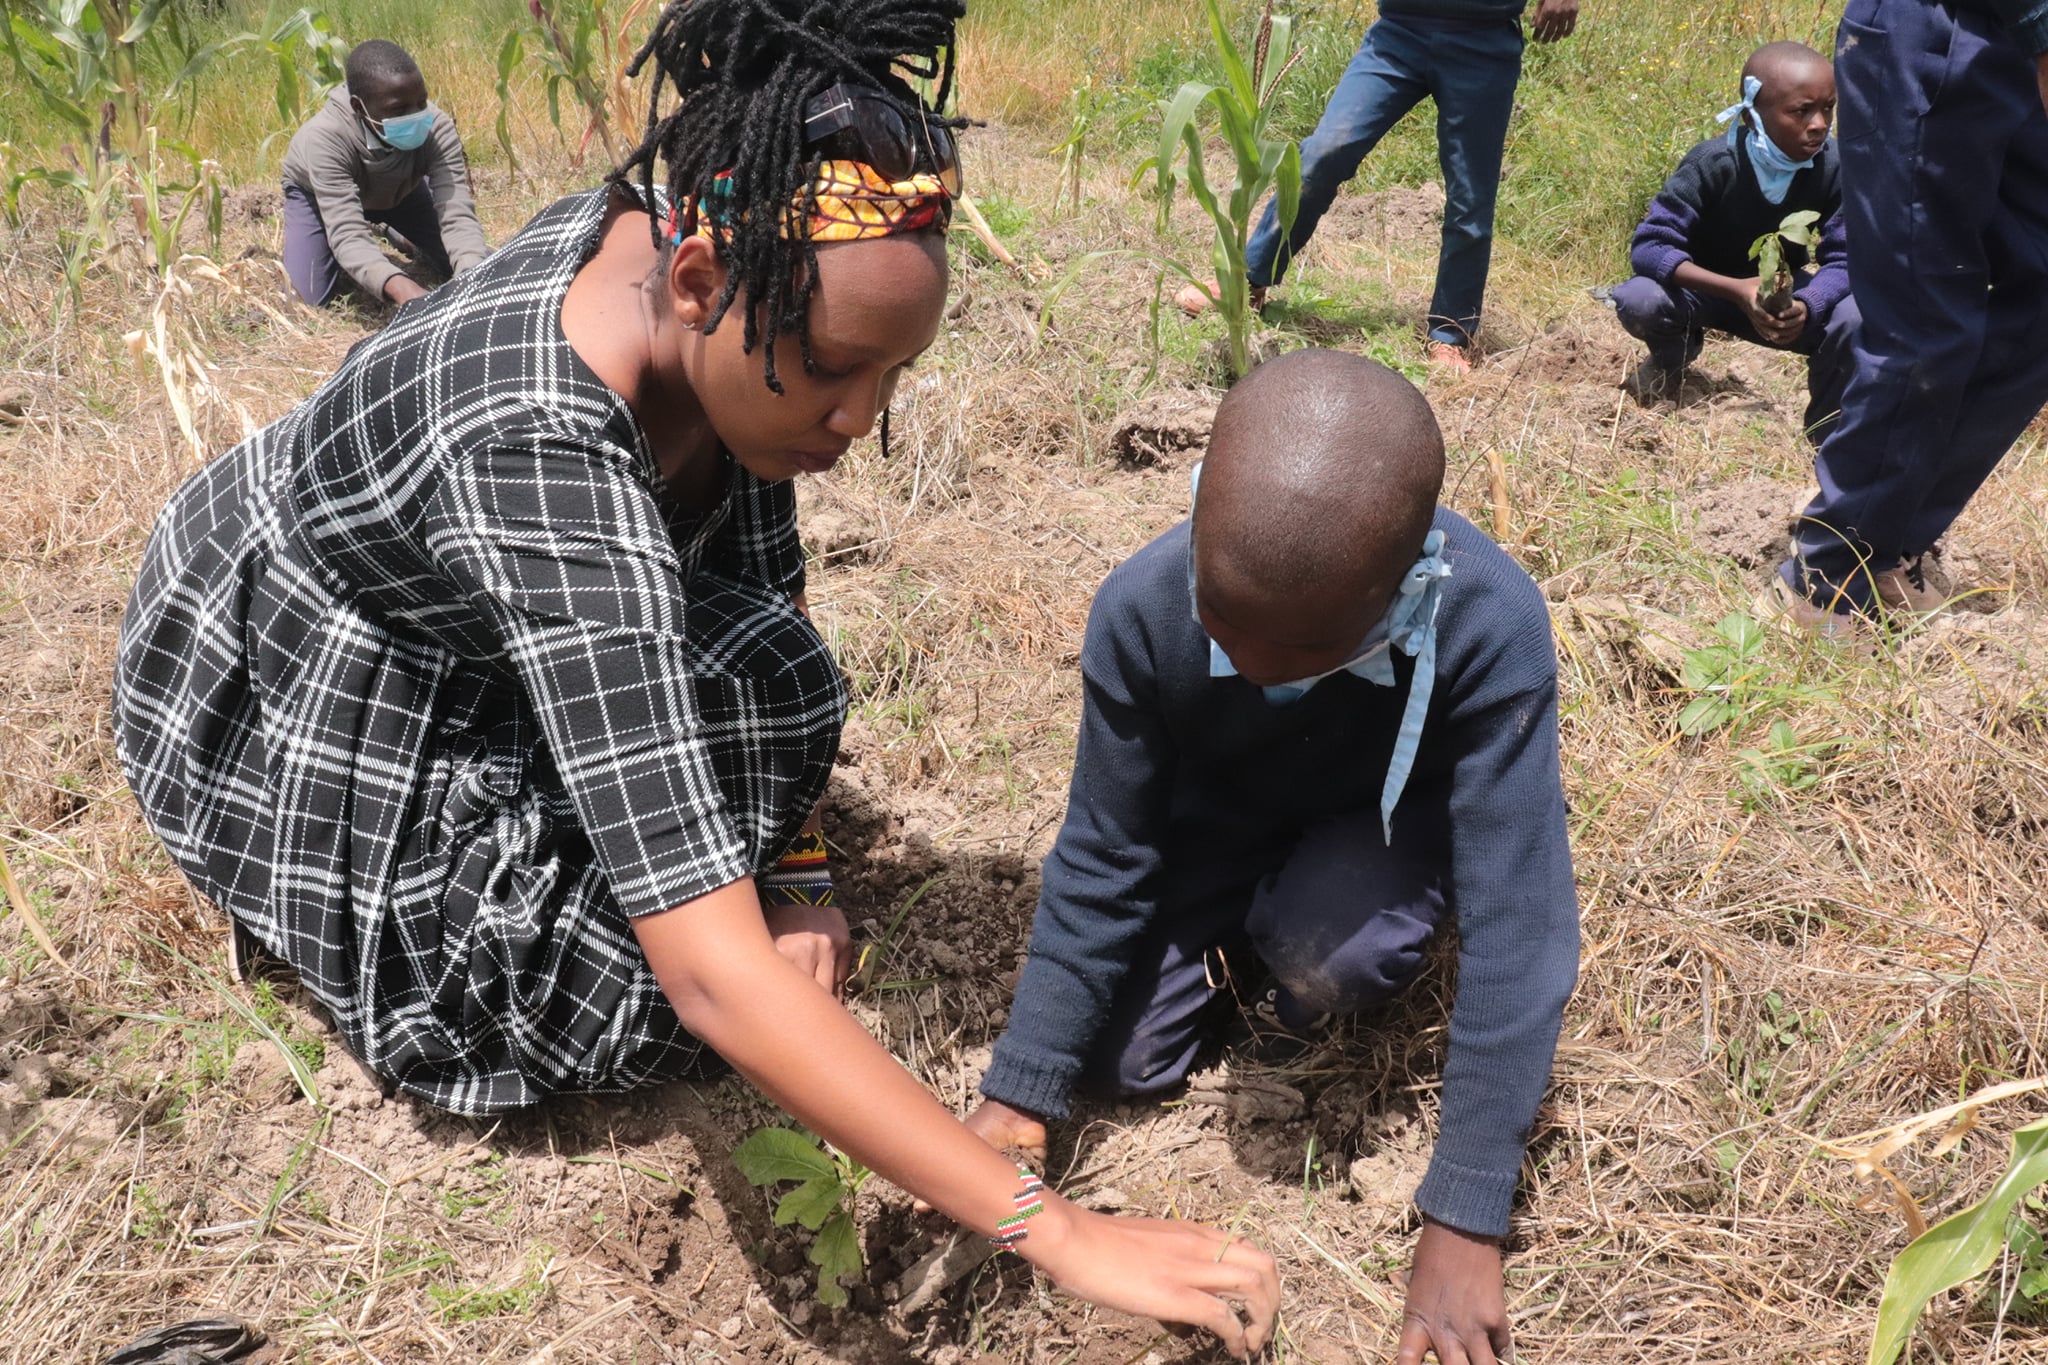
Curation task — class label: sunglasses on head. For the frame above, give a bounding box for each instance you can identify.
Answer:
[802,82,961,195]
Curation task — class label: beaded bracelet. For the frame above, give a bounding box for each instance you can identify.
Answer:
[989,1166,1046,1252]
[760,830,835,909]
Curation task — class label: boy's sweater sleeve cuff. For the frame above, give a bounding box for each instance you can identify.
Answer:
[1793,270,1848,324]
[1414,1155,1521,1239]
[1635,244,1690,285]
[979,1040,1082,1121]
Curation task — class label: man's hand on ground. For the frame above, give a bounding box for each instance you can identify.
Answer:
[1396,1218,1512,1365]
[383,275,429,306]
[1530,0,1578,44]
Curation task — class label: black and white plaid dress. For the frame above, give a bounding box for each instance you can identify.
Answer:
[114,188,846,1115]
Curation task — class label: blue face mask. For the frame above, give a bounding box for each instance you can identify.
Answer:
[367,107,436,151]
[1716,75,1814,205]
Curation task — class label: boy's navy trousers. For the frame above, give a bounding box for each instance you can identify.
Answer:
[1078,808,1446,1098]
[1787,0,2048,607]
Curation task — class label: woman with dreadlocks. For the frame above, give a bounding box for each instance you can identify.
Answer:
[113,0,1279,1347]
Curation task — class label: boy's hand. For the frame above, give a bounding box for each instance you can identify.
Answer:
[915,1100,1049,1213]
[1732,279,1809,345]
[1530,0,1578,43]
[384,275,429,306]
[1396,1219,1511,1365]
[962,1098,1050,1165]
[762,900,852,998]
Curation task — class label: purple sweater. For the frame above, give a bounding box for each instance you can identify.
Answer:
[1630,133,1850,326]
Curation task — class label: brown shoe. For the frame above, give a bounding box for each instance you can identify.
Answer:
[1174,280,1267,316]
[1757,574,1866,642]
[1425,340,1474,374]
[1873,555,1949,616]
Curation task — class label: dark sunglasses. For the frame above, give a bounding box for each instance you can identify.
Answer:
[802,82,961,195]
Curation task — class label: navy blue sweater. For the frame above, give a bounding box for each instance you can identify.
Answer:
[1630,133,1850,326]
[981,509,1580,1237]
[1962,0,2048,52]
[1380,0,1527,23]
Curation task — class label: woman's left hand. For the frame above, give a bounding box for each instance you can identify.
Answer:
[762,900,853,998]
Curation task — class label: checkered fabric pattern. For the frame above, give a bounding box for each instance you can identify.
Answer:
[114,188,846,1115]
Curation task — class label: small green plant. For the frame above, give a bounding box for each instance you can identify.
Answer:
[1140,0,1304,379]
[1677,612,1771,735]
[1868,1115,2048,1365]
[1734,719,1827,806]
[1723,989,1810,1113]
[1748,208,1821,317]
[731,1125,869,1308]
[427,1246,555,1323]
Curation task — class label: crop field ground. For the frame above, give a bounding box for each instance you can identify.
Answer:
[4,0,2048,1361]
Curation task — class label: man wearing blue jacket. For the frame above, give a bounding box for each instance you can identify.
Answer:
[1776,0,2048,627]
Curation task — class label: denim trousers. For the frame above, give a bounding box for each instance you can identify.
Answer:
[1786,0,2048,607]
[1244,13,1524,346]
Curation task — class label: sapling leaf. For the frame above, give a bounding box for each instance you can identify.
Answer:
[774,1175,845,1231]
[811,1209,862,1308]
[732,1127,837,1186]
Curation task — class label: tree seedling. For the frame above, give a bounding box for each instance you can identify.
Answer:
[731,1126,870,1307]
[1748,209,1821,317]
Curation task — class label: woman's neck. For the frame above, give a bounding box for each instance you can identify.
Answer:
[562,197,725,513]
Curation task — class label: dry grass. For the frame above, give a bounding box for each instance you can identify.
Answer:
[5,36,2048,1365]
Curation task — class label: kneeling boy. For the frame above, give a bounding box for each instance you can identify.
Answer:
[281,39,490,308]
[1615,42,1858,440]
[968,349,1579,1364]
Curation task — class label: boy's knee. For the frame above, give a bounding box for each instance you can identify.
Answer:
[1244,812,1446,1016]
[1612,275,1681,337]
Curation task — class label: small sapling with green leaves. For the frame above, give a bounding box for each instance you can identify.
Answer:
[731,1126,871,1307]
[1748,209,1821,317]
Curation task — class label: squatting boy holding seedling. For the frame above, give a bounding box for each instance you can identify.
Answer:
[964,349,1580,1365]
[1613,42,1859,441]
[280,38,490,308]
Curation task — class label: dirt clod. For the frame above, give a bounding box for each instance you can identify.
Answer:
[1681,477,1801,568]
[1109,390,1216,468]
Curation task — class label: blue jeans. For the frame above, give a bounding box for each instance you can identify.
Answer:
[1079,808,1446,1097]
[1245,14,1524,347]
[1785,0,2048,608]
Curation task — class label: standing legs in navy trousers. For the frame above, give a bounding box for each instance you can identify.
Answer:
[1080,809,1446,1098]
[1783,0,2048,611]
[1612,275,1862,445]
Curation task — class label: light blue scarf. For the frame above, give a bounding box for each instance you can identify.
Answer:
[1188,464,1453,840]
[1717,74,1813,205]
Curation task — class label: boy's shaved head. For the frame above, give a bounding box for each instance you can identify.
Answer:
[1194,350,1444,679]
[345,39,422,97]
[1742,41,1830,103]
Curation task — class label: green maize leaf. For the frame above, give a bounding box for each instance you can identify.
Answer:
[1154,81,1212,219]
[1869,1116,2048,1365]
[116,0,170,45]
[497,27,524,81]
[1204,0,1255,117]
[1276,140,1302,238]
[810,1208,863,1308]
[731,1127,836,1186]
[773,1175,845,1231]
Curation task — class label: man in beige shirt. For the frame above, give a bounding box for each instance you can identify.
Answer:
[281,39,490,307]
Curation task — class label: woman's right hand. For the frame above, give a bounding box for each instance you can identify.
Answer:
[959,1101,1280,1356]
[1019,1195,1282,1358]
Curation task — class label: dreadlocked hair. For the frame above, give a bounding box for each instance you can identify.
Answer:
[611,0,965,395]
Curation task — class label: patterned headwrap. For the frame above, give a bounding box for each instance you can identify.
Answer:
[666,159,954,246]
